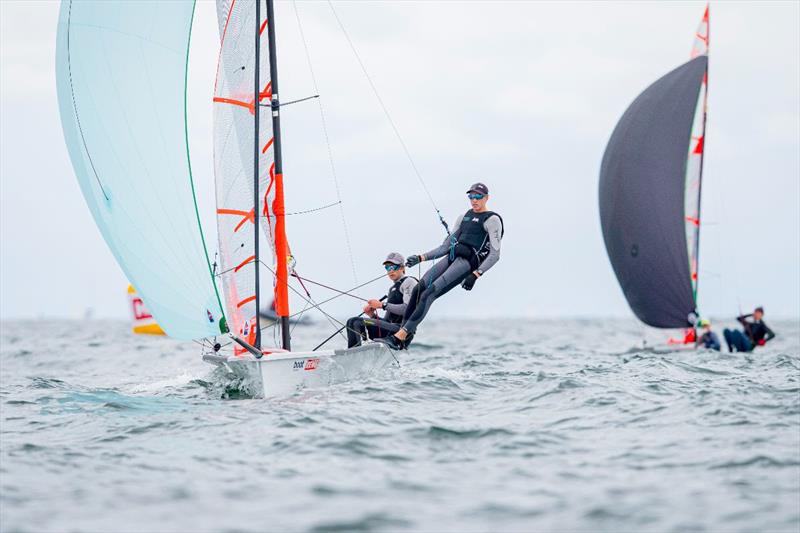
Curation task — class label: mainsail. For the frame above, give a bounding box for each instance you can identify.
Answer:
[55,0,226,340]
[599,7,710,329]
[213,0,290,347]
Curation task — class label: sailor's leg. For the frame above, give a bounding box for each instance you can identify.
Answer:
[363,318,402,341]
[723,329,733,352]
[346,317,366,348]
[402,258,451,322]
[402,258,472,334]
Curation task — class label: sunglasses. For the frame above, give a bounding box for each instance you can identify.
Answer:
[384,264,401,272]
[468,193,485,200]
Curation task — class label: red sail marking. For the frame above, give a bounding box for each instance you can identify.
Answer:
[692,135,704,155]
[233,208,255,232]
[234,255,256,273]
[262,163,276,216]
[237,295,256,308]
[686,216,700,226]
[260,81,272,102]
[261,137,274,154]
[217,208,255,232]
[695,32,708,43]
[273,173,289,317]
[213,97,252,111]
[217,208,250,216]
[213,82,272,115]
[259,18,268,36]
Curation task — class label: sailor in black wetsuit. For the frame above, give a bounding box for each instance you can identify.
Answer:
[346,253,418,348]
[377,183,503,350]
[723,307,776,352]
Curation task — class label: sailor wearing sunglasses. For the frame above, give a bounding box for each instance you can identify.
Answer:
[377,182,504,350]
[345,252,418,348]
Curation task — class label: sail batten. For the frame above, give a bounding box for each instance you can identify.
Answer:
[56,0,226,340]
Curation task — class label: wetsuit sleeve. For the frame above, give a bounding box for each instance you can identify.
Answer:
[737,314,752,326]
[476,215,502,273]
[384,277,418,316]
[421,217,462,261]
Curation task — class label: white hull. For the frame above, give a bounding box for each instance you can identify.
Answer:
[202,342,397,397]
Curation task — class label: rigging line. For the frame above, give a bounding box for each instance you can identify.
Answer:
[291,273,372,302]
[261,200,341,217]
[291,299,312,335]
[293,0,359,283]
[325,0,450,236]
[256,261,385,330]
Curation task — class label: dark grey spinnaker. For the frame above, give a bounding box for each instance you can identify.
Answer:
[599,55,708,328]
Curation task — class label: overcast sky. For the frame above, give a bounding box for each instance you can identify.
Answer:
[1,0,798,324]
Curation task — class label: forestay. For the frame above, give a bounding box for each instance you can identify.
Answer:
[55,0,226,340]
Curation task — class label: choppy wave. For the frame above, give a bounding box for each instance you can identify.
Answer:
[1,318,798,532]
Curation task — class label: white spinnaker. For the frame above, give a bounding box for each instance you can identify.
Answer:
[55,0,226,340]
[213,0,279,341]
[685,5,709,300]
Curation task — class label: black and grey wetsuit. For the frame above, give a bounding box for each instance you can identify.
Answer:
[347,276,418,348]
[401,210,503,335]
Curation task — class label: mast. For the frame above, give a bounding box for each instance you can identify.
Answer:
[252,0,262,350]
[265,0,291,350]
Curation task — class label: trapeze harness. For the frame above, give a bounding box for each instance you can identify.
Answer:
[448,210,504,270]
[383,275,415,324]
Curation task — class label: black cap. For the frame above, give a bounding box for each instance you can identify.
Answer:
[466,182,489,195]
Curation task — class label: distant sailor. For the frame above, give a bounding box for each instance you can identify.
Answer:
[697,319,721,351]
[723,307,775,353]
[377,182,503,350]
[345,253,418,348]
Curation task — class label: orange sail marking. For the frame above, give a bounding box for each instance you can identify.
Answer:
[217,208,255,232]
[237,295,256,308]
[234,255,256,273]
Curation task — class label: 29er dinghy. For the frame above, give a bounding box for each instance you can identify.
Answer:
[56,0,396,397]
[599,6,710,344]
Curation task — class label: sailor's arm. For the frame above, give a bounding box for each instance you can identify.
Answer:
[475,215,503,275]
[418,217,463,262]
[764,325,776,342]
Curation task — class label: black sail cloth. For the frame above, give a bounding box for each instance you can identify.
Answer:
[599,55,707,328]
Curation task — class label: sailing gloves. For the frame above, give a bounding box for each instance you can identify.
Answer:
[406,255,421,267]
[461,272,478,291]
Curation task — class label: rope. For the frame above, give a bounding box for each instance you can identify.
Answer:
[293,1,359,282]
[257,261,386,333]
[269,200,341,217]
[325,0,450,236]
[291,273,370,302]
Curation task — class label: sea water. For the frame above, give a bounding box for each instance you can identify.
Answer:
[1,318,798,532]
